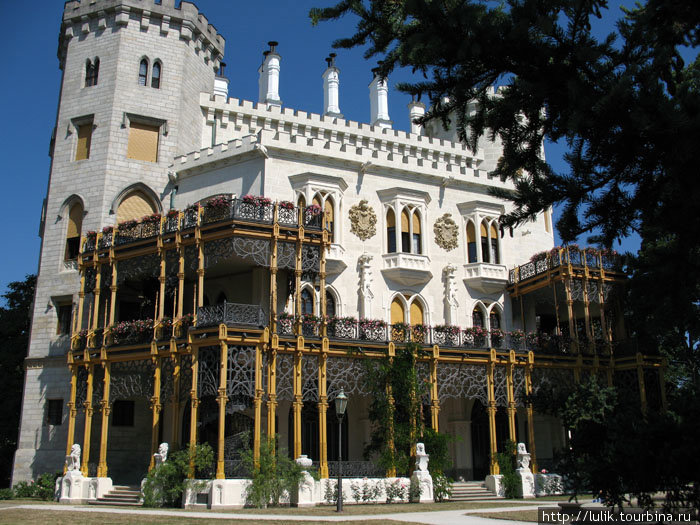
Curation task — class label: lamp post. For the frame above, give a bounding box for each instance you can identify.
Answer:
[335,388,348,512]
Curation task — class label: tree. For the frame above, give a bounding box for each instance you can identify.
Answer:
[0,275,36,488]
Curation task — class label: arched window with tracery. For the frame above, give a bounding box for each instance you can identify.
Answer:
[412,211,422,254]
[151,61,161,89]
[325,290,336,318]
[480,220,490,263]
[489,311,501,330]
[386,208,397,253]
[324,196,334,235]
[138,58,148,86]
[301,288,314,315]
[490,222,500,263]
[473,307,484,328]
[390,297,405,325]
[410,300,424,326]
[85,58,99,87]
[116,189,158,223]
[65,201,84,261]
[467,221,477,263]
[401,208,411,252]
[297,194,306,209]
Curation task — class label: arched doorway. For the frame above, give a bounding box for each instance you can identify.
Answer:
[471,400,489,480]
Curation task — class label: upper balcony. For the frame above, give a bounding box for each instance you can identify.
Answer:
[463,263,508,294]
[326,243,347,275]
[381,252,432,286]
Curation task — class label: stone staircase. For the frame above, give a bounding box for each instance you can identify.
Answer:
[450,481,501,501]
[87,485,142,506]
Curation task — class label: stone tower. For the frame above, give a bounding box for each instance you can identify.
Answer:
[13,0,224,483]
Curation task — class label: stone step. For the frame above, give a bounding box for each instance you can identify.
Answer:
[88,499,142,507]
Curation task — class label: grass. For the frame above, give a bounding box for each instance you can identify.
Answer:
[0,508,423,525]
[471,509,540,522]
[212,501,518,515]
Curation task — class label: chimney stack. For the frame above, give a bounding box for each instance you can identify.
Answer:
[258,41,281,107]
[407,99,425,135]
[213,62,229,99]
[369,68,392,129]
[322,54,342,118]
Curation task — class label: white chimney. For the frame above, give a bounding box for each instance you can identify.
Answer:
[322,54,342,117]
[258,41,281,107]
[213,62,229,99]
[408,100,425,135]
[369,70,392,128]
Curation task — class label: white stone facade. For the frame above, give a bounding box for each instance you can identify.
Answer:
[14,0,559,486]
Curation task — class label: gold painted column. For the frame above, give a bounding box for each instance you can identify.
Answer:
[64,365,78,474]
[158,250,166,320]
[525,352,537,473]
[294,234,303,335]
[582,276,592,343]
[552,281,561,335]
[77,264,86,334]
[177,246,185,318]
[197,242,205,311]
[430,346,440,431]
[216,342,229,479]
[81,364,95,476]
[266,347,277,441]
[320,229,328,337]
[564,278,578,352]
[96,361,111,478]
[270,206,279,332]
[188,346,200,478]
[292,347,303,459]
[170,354,181,448]
[108,261,118,327]
[486,350,499,475]
[386,344,397,477]
[506,351,517,444]
[253,344,263,463]
[636,353,647,414]
[149,357,162,471]
[318,351,328,478]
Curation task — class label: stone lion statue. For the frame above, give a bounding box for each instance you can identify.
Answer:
[154,442,168,466]
[68,443,81,471]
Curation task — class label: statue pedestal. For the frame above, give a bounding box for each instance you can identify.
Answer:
[292,455,318,507]
[58,470,89,503]
[517,467,535,498]
[410,470,434,503]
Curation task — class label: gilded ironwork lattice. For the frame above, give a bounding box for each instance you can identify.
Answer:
[277,242,296,271]
[85,268,96,293]
[92,366,105,405]
[179,355,193,403]
[587,281,599,303]
[198,347,220,397]
[301,245,320,273]
[165,249,179,276]
[301,356,319,402]
[416,361,431,403]
[531,367,575,394]
[204,237,270,268]
[275,353,294,402]
[494,366,508,407]
[117,254,160,284]
[185,245,198,271]
[436,363,488,404]
[160,358,175,403]
[326,356,369,400]
[513,367,526,406]
[109,360,154,402]
[570,279,585,301]
[76,367,88,406]
[226,346,256,399]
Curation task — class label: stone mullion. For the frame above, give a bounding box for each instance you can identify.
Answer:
[81,363,94,476]
[318,352,328,478]
[292,347,303,460]
[525,352,537,473]
[170,354,181,449]
[96,361,111,478]
[430,346,440,431]
[188,346,200,478]
[253,344,263,464]
[506,351,517,444]
[64,365,78,474]
[486,350,498,475]
[149,357,162,471]
[216,342,228,479]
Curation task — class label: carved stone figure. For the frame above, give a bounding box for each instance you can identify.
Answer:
[415,442,429,472]
[516,442,531,470]
[68,443,81,472]
[349,200,377,241]
[154,442,168,466]
[434,213,459,251]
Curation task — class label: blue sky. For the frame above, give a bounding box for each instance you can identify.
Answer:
[0,0,641,301]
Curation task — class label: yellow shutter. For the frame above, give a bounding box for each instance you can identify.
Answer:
[390,298,405,324]
[412,212,421,234]
[401,209,410,232]
[467,221,476,243]
[67,203,83,238]
[324,198,334,230]
[490,223,498,238]
[117,191,157,222]
[76,124,92,160]
[127,122,159,162]
[386,208,395,228]
[410,301,424,325]
[480,221,488,237]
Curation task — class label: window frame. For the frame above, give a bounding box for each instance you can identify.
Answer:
[151,60,162,89]
[46,399,64,426]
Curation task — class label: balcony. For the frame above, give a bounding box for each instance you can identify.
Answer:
[326,243,347,275]
[381,253,432,286]
[196,302,267,328]
[508,246,623,285]
[463,263,508,294]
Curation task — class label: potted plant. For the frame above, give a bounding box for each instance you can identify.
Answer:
[301,313,321,336]
[359,318,387,340]
[277,312,295,335]
[327,316,357,338]
[278,200,295,210]
[433,324,460,345]
[464,326,487,347]
[411,323,429,343]
[490,328,505,347]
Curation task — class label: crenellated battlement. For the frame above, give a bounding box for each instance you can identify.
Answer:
[59,0,224,68]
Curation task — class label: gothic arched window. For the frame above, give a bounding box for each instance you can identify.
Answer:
[301,288,314,315]
[151,61,161,89]
[85,58,99,87]
[138,58,148,86]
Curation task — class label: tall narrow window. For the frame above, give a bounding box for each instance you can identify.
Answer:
[490,223,500,264]
[75,123,92,160]
[410,300,424,326]
[324,197,334,236]
[325,290,336,318]
[139,59,148,86]
[480,220,490,263]
[65,201,83,260]
[386,208,396,253]
[47,399,64,426]
[127,122,159,162]
[401,208,411,253]
[412,212,422,254]
[301,288,314,315]
[56,303,72,335]
[151,61,161,89]
[490,311,501,330]
[390,297,405,325]
[85,58,99,87]
[473,307,484,328]
[467,221,477,263]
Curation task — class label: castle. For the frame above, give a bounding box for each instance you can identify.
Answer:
[13,0,663,502]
